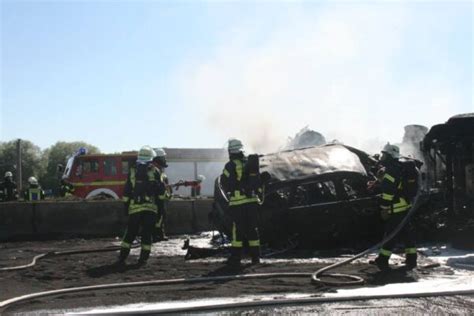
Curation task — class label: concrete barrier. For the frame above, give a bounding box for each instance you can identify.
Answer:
[0,199,213,241]
[34,201,127,237]
[0,202,34,240]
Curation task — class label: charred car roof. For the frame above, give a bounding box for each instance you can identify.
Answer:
[260,144,375,187]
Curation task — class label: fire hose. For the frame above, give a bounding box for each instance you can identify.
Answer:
[0,171,438,312]
[311,170,425,285]
[217,171,426,286]
[0,244,140,272]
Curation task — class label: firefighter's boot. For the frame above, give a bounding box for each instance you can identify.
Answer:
[118,248,130,264]
[405,253,417,270]
[226,247,241,267]
[250,246,261,264]
[138,250,150,265]
[370,255,389,271]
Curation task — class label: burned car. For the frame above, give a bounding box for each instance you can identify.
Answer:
[211,144,383,249]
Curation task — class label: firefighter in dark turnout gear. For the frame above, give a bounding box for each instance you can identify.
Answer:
[59,179,75,197]
[152,148,171,242]
[372,143,417,270]
[221,138,262,265]
[118,146,160,265]
[24,177,45,201]
[1,171,18,202]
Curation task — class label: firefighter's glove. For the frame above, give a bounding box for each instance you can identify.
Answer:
[380,206,390,221]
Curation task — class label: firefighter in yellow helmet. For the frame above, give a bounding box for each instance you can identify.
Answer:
[371,143,417,270]
[118,146,160,265]
[220,138,262,266]
[152,148,171,242]
[24,177,45,201]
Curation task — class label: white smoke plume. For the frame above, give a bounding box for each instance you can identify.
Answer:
[177,3,467,154]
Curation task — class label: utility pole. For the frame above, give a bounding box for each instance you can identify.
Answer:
[16,139,22,192]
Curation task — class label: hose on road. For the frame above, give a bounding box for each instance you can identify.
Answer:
[0,170,431,311]
[311,169,424,286]
[0,244,140,272]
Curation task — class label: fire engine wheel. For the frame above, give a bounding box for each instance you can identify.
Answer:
[86,188,119,200]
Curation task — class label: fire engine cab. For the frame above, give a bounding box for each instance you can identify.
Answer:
[62,148,136,199]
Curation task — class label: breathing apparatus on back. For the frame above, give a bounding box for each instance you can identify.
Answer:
[133,146,158,204]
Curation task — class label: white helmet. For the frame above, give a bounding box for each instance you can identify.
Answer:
[228,138,244,154]
[5,171,13,178]
[154,148,167,158]
[28,176,38,185]
[382,143,400,159]
[137,146,156,163]
[197,175,206,183]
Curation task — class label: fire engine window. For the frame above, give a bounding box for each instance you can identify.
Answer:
[83,161,99,174]
[121,160,130,175]
[104,158,117,176]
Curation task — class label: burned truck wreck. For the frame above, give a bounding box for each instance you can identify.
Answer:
[211,144,383,249]
[422,113,474,249]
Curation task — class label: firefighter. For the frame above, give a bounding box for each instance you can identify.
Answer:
[371,143,417,270]
[1,171,18,202]
[118,146,160,265]
[220,138,262,266]
[59,179,75,197]
[24,177,45,201]
[152,148,171,242]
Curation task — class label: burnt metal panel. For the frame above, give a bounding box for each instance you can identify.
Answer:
[260,144,368,184]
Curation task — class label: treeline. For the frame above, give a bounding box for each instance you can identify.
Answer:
[0,140,100,192]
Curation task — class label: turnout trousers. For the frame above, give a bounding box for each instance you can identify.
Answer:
[376,211,417,269]
[119,210,157,263]
[154,199,167,241]
[228,202,261,263]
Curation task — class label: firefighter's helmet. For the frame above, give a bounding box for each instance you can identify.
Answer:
[155,148,167,157]
[197,175,206,183]
[28,176,38,185]
[228,138,244,154]
[4,171,13,178]
[153,148,168,167]
[137,146,156,163]
[382,143,400,159]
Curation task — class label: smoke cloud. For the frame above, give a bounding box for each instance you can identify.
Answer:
[178,3,468,154]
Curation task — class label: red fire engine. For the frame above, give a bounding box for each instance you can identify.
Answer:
[61,148,205,199]
[62,149,136,199]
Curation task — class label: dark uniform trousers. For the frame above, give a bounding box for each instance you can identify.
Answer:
[230,202,260,261]
[154,199,167,240]
[120,210,157,262]
[380,211,416,256]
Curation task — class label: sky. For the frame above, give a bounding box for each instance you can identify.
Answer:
[1,0,472,154]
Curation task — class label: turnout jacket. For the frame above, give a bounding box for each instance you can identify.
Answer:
[380,159,411,214]
[24,185,45,201]
[221,156,260,206]
[123,163,165,214]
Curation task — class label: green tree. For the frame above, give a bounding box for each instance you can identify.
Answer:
[42,141,100,193]
[0,139,45,189]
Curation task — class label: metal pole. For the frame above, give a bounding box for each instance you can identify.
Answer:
[192,161,198,197]
[16,139,22,193]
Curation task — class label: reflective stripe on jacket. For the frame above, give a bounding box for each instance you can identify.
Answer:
[26,188,44,201]
[380,162,411,213]
[125,166,158,214]
[221,158,259,206]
